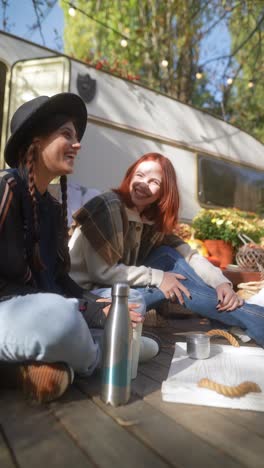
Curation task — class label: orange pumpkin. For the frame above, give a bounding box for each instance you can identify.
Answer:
[206,256,221,267]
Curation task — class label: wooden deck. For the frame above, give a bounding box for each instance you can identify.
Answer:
[1,315,264,468]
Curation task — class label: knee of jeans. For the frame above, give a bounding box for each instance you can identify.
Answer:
[147,246,182,265]
[0,294,89,363]
[92,287,112,299]
[32,295,80,348]
[152,245,176,256]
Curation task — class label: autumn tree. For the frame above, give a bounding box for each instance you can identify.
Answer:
[60,0,219,106]
[22,0,263,141]
[222,1,264,141]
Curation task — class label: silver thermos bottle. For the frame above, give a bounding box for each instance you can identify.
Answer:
[101,283,133,406]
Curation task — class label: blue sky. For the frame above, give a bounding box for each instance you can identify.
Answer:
[0,0,64,51]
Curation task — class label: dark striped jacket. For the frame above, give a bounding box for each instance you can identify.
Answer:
[0,169,107,327]
[0,169,76,298]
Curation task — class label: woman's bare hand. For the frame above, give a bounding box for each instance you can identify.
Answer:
[128,304,145,328]
[159,272,190,305]
[96,297,111,316]
[216,283,244,311]
[97,298,144,328]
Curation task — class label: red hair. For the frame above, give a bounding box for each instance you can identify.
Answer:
[113,153,180,233]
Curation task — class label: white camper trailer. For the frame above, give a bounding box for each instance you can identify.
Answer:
[0,31,263,222]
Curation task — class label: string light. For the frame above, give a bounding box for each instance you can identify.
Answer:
[196,68,203,79]
[68,7,76,17]
[66,1,130,42]
[120,39,128,48]
[63,1,260,91]
[161,59,168,68]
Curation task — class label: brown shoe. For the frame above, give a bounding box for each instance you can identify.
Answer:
[0,362,73,403]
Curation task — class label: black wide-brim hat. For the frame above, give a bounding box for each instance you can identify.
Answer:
[4,92,88,168]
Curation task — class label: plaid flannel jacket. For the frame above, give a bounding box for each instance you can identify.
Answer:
[73,191,185,267]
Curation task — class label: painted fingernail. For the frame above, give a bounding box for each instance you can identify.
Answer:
[189,295,192,300]
[218,299,222,303]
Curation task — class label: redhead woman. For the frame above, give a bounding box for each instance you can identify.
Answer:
[69,152,264,347]
[0,93,145,403]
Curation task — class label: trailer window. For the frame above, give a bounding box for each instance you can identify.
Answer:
[198,154,264,213]
[8,57,70,138]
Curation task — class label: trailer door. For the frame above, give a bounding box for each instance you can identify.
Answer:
[1,56,70,168]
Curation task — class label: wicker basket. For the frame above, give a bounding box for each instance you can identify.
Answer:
[237,279,264,300]
[143,309,168,328]
[235,234,264,272]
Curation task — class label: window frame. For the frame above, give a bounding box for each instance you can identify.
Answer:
[197,153,264,213]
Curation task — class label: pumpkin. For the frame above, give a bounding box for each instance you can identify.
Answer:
[206,256,221,267]
[187,238,208,257]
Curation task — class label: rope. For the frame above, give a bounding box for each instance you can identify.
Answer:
[198,378,261,398]
[200,330,260,397]
[206,329,240,347]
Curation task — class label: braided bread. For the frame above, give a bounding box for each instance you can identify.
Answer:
[198,378,261,398]
[206,329,240,347]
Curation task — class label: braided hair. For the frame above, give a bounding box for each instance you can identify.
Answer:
[21,114,76,271]
[26,143,45,271]
[60,173,71,271]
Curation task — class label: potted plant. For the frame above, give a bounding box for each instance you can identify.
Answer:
[191,208,264,268]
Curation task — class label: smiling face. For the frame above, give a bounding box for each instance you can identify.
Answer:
[129,160,163,213]
[36,120,81,178]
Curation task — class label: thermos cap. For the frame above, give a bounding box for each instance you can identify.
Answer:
[112,283,130,296]
[186,333,210,360]
[187,333,209,344]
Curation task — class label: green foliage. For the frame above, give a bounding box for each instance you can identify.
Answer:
[192,208,264,249]
[224,2,264,142]
[60,0,138,77]
[60,0,217,105]
[60,1,264,141]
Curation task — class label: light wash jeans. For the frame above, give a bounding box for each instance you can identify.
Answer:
[92,287,146,316]
[135,246,264,347]
[0,293,100,375]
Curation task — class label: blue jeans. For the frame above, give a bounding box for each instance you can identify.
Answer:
[92,288,146,317]
[0,293,100,375]
[136,246,264,347]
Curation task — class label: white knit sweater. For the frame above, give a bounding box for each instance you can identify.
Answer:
[69,207,230,291]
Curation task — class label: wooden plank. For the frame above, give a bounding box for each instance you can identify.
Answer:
[132,372,160,398]
[0,429,15,468]
[138,359,169,383]
[151,351,174,367]
[77,379,243,468]
[131,350,172,397]
[215,408,264,437]
[132,369,165,399]
[0,390,93,468]
[52,386,169,468]
[146,391,264,468]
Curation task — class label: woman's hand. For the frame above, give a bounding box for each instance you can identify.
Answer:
[216,283,244,311]
[159,272,191,305]
[128,305,145,328]
[96,297,111,316]
[96,298,144,328]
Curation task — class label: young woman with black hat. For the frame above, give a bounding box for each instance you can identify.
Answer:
[0,93,145,403]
